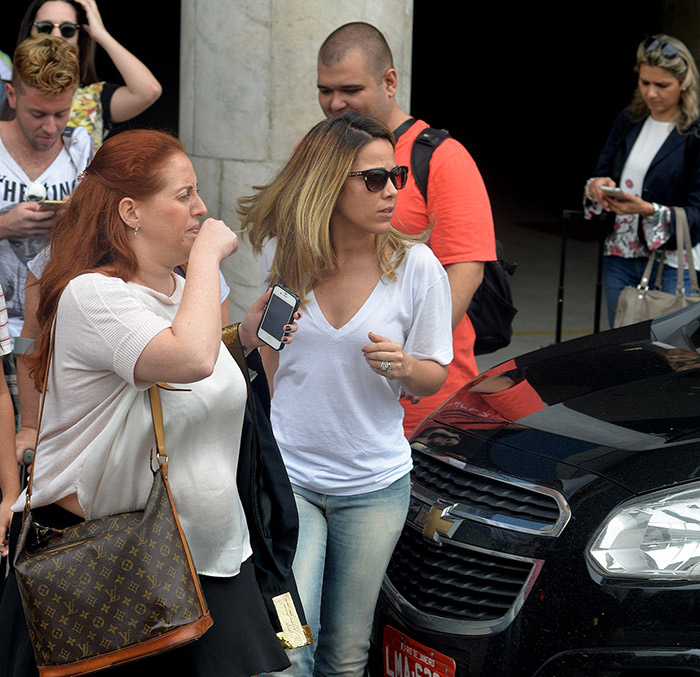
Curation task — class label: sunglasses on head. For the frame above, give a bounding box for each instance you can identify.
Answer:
[348,166,408,192]
[33,21,80,38]
[642,36,679,60]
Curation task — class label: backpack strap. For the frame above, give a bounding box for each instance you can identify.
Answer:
[411,127,451,201]
[393,117,418,140]
[393,118,451,202]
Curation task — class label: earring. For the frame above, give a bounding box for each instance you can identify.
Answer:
[133,226,139,236]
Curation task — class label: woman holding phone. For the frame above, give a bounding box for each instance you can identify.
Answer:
[585,34,700,326]
[238,111,453,676]
[6,0,161,148]
[0,129,295,676]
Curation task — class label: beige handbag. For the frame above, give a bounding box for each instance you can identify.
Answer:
[613,207,700,328]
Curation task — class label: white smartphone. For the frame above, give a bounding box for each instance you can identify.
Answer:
[257,284,301,350]
[599,186,625,200]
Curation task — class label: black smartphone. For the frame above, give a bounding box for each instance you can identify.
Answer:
[257,284,301,350]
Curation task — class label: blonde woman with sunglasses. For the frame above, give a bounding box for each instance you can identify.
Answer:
[585,34,700,326]
[238,111,453,677]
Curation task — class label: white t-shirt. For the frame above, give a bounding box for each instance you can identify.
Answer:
[0,127,93,343]
[13,272,251,577]
[620,117,673,200]
[262,240,453,495]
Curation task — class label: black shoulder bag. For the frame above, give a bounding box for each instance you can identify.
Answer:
[222,324,313,650]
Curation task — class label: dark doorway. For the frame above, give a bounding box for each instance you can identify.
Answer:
[410,3,665,229]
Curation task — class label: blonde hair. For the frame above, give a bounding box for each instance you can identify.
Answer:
[238,112,424,305]
[630,33,700,131]
[12,35,79,95]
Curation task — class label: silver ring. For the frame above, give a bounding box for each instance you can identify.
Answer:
[380,360,391,373]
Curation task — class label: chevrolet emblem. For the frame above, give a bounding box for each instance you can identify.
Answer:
[416,502,463,543]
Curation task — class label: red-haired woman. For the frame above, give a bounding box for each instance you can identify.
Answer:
[0,129,295,676]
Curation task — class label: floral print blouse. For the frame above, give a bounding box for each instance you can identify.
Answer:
[583,179,671,258]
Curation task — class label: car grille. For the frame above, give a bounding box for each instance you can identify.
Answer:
[411,443,569,536]
[384,522,541,634]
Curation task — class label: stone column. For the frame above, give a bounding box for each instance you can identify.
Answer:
[180,0,413,317]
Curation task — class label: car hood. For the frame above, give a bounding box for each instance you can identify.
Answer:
[425,320,700,494]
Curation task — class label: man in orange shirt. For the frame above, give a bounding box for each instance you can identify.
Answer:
[317,22,497,434]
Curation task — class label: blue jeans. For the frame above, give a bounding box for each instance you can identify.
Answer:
[279,474,410,677]
[603,255,695,328]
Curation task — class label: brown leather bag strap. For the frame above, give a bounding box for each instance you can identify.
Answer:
[148,385,167,462]
[24,322,171,514]
[147,382,192,469]
[146,384,209,616]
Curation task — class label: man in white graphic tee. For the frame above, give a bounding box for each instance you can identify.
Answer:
[0,35,93,345]
[0,35,92,459]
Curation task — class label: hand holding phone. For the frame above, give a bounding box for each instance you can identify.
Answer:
[599,185,626,200]
[257,284,301,350]
[37,200,65,211]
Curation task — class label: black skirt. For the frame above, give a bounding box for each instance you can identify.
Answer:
[0,506,290,677]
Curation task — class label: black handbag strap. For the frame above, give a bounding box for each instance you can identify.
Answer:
[392,117,417,141]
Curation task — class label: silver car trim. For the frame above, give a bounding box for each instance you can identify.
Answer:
[412,441,572,537]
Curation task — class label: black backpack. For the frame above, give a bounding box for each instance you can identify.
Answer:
[394,119,517,355]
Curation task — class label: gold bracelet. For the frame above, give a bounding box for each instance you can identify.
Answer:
[221,323,248,353]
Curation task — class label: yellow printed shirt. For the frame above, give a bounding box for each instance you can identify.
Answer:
[67,82,118,150]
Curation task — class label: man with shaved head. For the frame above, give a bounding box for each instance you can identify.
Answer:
[317,22,496,435]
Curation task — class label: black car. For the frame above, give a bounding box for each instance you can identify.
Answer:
[370,303,700,677]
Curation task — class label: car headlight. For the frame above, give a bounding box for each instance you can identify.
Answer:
[588,484,700,580]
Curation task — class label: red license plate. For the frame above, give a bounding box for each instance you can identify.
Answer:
[383,625,456,677]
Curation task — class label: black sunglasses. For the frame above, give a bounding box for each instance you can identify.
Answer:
[642,36,679,60]
[348,166,408,192]
[33,21,80,38]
